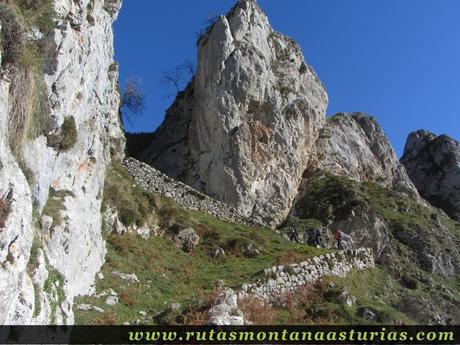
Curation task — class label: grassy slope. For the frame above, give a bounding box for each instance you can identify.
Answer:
[75,165,459,325]
[297,173,460,323]
[74,164,328,324]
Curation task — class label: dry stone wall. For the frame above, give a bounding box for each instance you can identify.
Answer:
[122,158,261,227]
[239,248,374,304]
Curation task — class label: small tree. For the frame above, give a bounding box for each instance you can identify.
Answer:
[120,77,145,126]
[160,59,195,97]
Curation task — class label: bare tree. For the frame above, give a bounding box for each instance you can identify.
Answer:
[120,77,145,126]
[160,59,196,98]
[180,59,195,80]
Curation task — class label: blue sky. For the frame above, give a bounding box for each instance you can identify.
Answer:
[114,0,460,156]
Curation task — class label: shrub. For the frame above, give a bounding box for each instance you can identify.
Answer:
[120,78,145,126]
[223,238,254,257]
[0,3,23,67]
[120,288,140,308]
[95,311,118,325]
[47,117,78,151]
[238,296,276,325]
[182,308,209,325]
[279,280,338,324]
[276,250,306,266]
[59,117,78,151]
[181,288,220,325]
[108,234,131,254]
[1,1,52,156]
[13,0,55,32]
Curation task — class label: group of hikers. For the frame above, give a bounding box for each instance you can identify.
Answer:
[289,225,344,250]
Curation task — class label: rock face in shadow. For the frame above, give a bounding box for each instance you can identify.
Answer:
[141,0,328,228]
[401,130,460,222]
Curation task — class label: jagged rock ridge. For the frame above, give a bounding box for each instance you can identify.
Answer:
[402,130,460,222]
[141,0,328,228]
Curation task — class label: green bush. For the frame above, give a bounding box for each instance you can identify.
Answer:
[47,117,78,151]
[299,174,364,224]
[60,117,78,151]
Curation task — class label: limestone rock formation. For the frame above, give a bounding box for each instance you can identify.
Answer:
[141,0,328,227]
[402,130,460,222]
[0,0,124,324]
[309,113,419,196]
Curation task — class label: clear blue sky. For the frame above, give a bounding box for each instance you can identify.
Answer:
[114,0,460,156]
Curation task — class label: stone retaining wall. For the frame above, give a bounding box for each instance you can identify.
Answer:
[238,248,374,304]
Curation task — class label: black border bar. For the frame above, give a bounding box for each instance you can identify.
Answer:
[0,325,459,344]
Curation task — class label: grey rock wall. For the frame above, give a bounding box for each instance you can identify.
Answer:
[0,0,124,324]
[402,130,460,222]
[310,113,419,196]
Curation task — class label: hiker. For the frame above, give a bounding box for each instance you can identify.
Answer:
[313,227,322,247]
[335,229,343,250]
[289,226,299,243]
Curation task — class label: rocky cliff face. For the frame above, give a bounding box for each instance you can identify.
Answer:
[141,0,328,227]
[402,130,460,222]
[307,113,419,196]
[0,0,124,324]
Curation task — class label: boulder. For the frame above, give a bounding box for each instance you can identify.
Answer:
[174,227,200,253]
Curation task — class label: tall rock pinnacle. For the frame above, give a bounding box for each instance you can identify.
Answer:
[141,0,328,227]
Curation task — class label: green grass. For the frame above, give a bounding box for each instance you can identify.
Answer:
[44,264,65,324]
[102,163,158,228]
[11,0,55,33]
[41,188,74,226]
[331,268,416,324]
[74,198,328,325]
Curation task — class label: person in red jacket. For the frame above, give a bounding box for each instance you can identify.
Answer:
[335,230,343,250]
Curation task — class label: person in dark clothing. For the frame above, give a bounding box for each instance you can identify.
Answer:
[313,227,322,247]
[289,226,299,243]
[335,230,343,250]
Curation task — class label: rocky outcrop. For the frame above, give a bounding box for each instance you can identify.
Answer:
[209,289,246,325]
[402,130,460,222]
[308,113,419,196]
[0,0,123,324]
[141,0,328,227]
